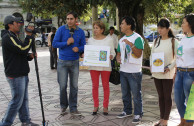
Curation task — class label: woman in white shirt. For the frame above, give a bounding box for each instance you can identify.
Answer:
[174,14,194,126]
[87,20,115,115]
[150,18,179,126]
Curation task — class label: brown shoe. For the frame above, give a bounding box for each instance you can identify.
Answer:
[154,122,160,126]
[70,110,82,116]
[60,108,67,115]
[177,118,185,126]
[184,122,194,126]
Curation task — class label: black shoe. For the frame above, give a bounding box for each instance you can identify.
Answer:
[92,107,98,115]
[21,122,39,126]
[103,107,108,116]
[103,112,108,115]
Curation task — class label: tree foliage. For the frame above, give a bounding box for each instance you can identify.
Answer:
[17,0,192,29]
[144,0,193,24]
[17,0,91,26]
[16,0,193,60]
[0,22,4,29]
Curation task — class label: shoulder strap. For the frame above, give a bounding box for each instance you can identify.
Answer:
[154,36,160,48]
[171,37,175,58]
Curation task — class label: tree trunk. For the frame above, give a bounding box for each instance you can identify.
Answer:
[57,17,66,27]
[92,6,98,35]
[92,6,98,23]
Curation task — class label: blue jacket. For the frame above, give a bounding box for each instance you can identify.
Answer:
[52,25,86,60]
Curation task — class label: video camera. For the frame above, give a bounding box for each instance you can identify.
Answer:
[25,13,49,34]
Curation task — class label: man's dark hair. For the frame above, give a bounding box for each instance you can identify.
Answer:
[121,16,136,31]
[51,27,57,32]
[184,14,194,34]
[66,11,78,19]
[4,21,14,30]
[109,26,115,30]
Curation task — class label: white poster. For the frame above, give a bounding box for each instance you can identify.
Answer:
[120,42,126,64]
[152,52,164,72]
[83,45,110,67]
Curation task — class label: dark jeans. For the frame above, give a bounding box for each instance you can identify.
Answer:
[57,59,79,112]
[120,71,143,115]
[49,47,57,69]
[154,78,173,120]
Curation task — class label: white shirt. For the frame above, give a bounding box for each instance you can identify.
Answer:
[118,32,144,73]
[176,36,194,68]
[107,33,118,49]
[87,36,115,71]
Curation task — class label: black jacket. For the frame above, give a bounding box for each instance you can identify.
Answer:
[1,30,34,78]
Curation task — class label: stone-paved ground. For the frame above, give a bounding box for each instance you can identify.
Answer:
[0,47,181,126]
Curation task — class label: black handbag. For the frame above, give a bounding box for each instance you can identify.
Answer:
[109,59,120,85]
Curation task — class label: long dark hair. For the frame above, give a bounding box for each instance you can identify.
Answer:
[184,14,194,34]
[154,18,175,57]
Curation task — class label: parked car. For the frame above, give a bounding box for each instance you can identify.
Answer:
[144,31,158,42]
[35,33,49,45]
[175,33,185,41]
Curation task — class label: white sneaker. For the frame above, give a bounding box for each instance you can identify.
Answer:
[132,115,142,123]
[117,112,132,118]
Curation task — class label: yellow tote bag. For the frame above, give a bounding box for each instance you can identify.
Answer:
[184,83,194,120]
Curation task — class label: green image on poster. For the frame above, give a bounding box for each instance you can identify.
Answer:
[184,84,194,120]
[99,51,107,61]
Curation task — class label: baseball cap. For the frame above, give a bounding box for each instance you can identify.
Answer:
[4,15,22,25]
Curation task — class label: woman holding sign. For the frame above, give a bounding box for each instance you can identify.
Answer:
[174,14,194,126]
[87,20,115,115]
[150,18,179,126]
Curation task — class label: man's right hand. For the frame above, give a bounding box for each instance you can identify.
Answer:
[67,37,74,45]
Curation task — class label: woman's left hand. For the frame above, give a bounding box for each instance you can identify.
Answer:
[109,55,113,60]
[164,68,170,74]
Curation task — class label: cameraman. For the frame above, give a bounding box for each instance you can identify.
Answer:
[0,15,39,126]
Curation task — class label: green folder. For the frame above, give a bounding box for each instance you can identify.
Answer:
[184,84,194,120]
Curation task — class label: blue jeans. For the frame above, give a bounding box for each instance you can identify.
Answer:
[57,59,79,112]
[174,69,194,122]
[120,71,143,115]
[0,76,30,126]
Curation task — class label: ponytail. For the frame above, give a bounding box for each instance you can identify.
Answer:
[168,28,175,38]
[154,36,161,48]
[168,28,175,58]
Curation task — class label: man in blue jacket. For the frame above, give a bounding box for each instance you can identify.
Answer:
[52,12,86,115]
